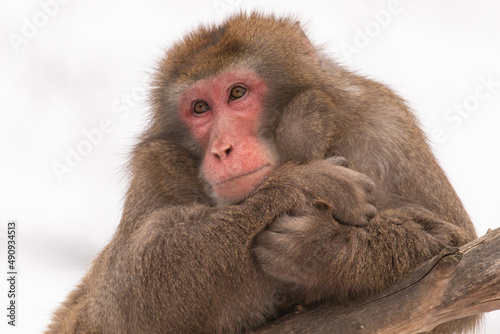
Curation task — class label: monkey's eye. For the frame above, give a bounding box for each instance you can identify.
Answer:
[193,100,211,115]
[229,85,247,101]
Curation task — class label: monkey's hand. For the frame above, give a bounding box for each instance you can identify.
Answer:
[320,156,377,226]
[257,157,376,227]
[253,158,376,297]
[254,204,472,304]
[254,206,344,299]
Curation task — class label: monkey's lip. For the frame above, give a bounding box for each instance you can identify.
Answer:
[214,163,272,186]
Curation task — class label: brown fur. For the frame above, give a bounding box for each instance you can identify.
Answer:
[47,13,480,333]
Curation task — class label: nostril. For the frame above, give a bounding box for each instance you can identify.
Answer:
[212,145,232,161]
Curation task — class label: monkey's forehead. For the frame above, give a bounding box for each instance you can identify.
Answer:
[157,13,308,84]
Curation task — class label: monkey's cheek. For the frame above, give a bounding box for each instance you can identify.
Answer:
[213,166,273,203]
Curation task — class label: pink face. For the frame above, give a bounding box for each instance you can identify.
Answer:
[178,69,276,203]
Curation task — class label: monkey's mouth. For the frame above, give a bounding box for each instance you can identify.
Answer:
[212,163,273,202]
[215,163,272,186]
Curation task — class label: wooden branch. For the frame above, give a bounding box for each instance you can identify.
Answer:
[254,228,500,334]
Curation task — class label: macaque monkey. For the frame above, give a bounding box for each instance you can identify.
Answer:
[47,13,480,334]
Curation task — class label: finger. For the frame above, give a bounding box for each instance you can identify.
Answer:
[366,193,376,206]
[362,176,375,193]
[365,204,377,220]
[326,156,349,167]
[334,212,369,227]
[353,216,370,227]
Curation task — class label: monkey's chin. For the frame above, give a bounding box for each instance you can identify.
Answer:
[212,164,272,205]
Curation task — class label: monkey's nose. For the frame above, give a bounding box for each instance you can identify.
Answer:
[212,145,232,161]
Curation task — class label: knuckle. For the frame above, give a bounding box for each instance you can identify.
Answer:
[327,156,348,167]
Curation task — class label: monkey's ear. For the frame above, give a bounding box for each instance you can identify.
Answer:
[293,21,321,65]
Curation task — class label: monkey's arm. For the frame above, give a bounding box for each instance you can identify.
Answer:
[48,201,281,333]
[255,71,479,304]
[254,205,470,303]
[48,158,365,333]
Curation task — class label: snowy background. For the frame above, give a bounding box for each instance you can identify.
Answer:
[1,0,499,333]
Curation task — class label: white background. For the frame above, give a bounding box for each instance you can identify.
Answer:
[1,0,499,333]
